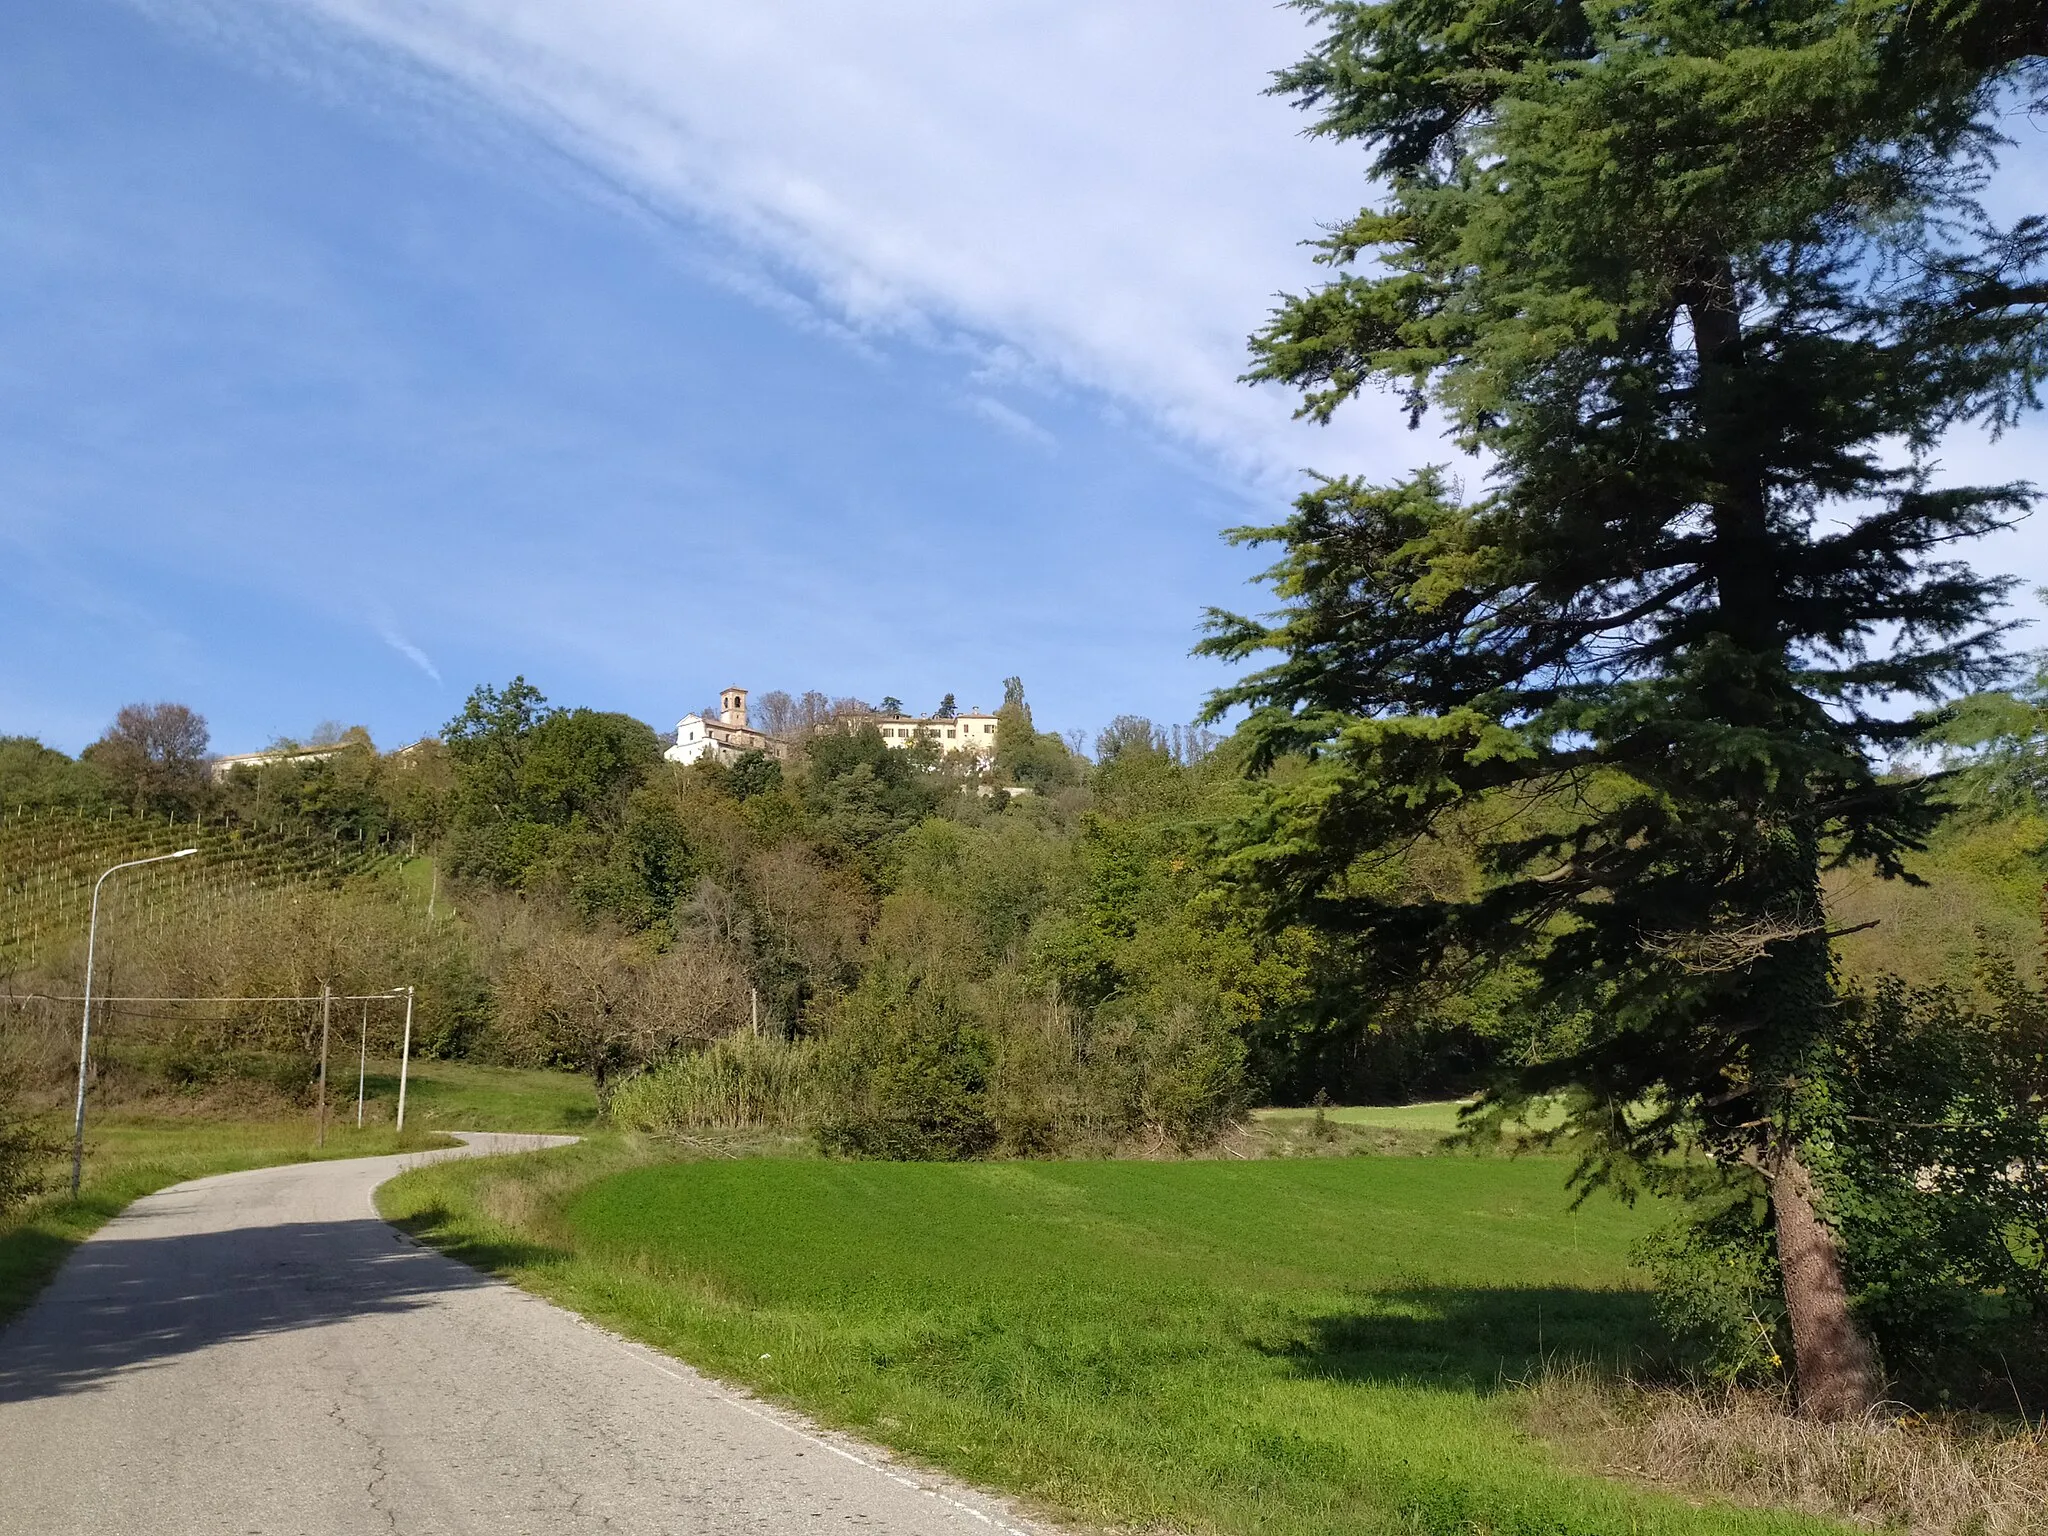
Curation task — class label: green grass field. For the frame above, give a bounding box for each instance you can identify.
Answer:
[1254,1098,1568,1134]
[381,1146,1833,1536]
[362,1057,598,1133]
[1256,1100,1476,1133]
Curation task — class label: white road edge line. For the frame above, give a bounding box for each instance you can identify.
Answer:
[370,1139,1044,1536]
[602,1326,1037,1536]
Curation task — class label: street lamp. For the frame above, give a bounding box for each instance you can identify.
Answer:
[71,848,198,1195]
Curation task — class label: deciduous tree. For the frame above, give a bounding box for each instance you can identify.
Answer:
[85,702,211,816]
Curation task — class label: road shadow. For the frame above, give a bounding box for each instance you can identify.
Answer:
[1264,1285,1661,1394]
[0,1212,554,1404]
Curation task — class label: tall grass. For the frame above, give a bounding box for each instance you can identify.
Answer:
[607,1032,820,1133]
[1527,1365,2048,1535]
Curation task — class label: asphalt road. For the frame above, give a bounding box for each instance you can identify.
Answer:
[0,1134,1052,1536]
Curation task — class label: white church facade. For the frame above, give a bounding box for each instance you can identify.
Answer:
[665,688,784,767]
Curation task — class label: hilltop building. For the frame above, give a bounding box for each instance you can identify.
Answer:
[873,710,1000,761]
[665,688,784,767]
[209,744,348,783]
[662,688,1002,769]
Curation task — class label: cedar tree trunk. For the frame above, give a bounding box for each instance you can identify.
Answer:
[1770,1143,1879,1420]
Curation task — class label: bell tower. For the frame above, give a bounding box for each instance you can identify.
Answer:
[720,687,749,728]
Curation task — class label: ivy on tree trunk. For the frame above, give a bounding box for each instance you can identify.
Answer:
[1205,0,2046,1418]
[1770,1142,1880,1420]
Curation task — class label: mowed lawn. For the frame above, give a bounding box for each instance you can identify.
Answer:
[383,1151,1834,1536]
[1254,1098,1567,1134]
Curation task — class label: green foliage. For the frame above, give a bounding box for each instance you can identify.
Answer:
[218,734,392,843]
[517,709,661,824]
[0,737,106,813]
[814,893,998,1159]
[816,993,996,1160]
[1635,1190,1787,1385]
[1821,971,2048,1396]
[1205,0,2046,1230]
[1827,807,2048,996]
[1921,659,2048,816]
[439,679,668,910]
[1089,996,1252,1147]
[1631,964,2048,1401]
[724,749,782,802]
[993,677,1082,791]
[0,1066,59,1216]
[443,675,549,813]
[609,1032,819,1133]
[803,722,941,860]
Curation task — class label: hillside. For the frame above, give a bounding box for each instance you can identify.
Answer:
[0,804,399,977]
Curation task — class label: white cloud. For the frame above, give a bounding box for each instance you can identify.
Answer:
[138,0,1401,489]
[375,618,443,684]
[966,394,1056,449]
[121,0,2048,535]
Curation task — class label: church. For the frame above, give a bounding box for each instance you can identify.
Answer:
[663,688,784,767]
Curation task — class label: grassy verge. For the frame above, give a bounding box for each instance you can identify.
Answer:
[1,1059,593,1328]
[380,1142,1832,1536]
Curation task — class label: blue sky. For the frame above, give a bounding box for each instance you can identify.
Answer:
[3,1,2044,757]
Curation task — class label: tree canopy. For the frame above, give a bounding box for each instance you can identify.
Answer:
[1204,0,2047,1417]
[83,702,211,816]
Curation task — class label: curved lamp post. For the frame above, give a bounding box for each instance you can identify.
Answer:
[71,848,197,1195]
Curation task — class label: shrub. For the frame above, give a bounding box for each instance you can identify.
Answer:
[1634,1189,1787,1385]
[1638,967,2048,1403]
[608,1032,820,1133]
[0,1059,59,1214]
[815,985,996,1161]
[1113,997,1251,1148]
[1823,971,2048,1402]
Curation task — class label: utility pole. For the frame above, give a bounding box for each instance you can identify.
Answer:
[395,986,416,1133]
[356,999,369,1128]
[317,983,332,1149]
